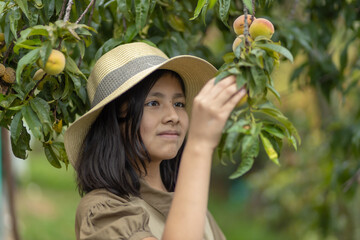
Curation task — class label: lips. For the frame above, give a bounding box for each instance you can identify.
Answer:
[157,130,180,137]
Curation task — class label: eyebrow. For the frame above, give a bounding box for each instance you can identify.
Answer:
[147,92,185,99]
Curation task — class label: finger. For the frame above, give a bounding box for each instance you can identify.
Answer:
[209,79,241,107]
[222,87,247,112]
[199,75,236,97]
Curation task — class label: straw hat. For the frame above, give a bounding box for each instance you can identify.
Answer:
[64,42,217,167]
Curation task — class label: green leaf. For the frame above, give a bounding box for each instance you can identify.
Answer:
[215,70,232,84]
[22,104,43,141]
[229,154,254,179]
[44,144,62,168]
[250,67,267,97]
[242,0,254,14]
[255,104,301,145]
[135,0,150,32]
[30,97,52,136]
[9,8,20,40]
[266,83,281,103]
[229,133,260,179]
[118,0,133,21]
[0,95,17,108]
[190,0,207,20]
[218,0,231,27]
[10,111,23,145]
[15,0,30,19]
[262,123,285,139]
[236,73,247,89]
[256,43,294,63]
[65,56,86,79]
[223,52,235,63]
[16,48,41,84]
[11,126,31,159]
[52,142,69,167]
[260,133,279,165]
[124,24,138,43]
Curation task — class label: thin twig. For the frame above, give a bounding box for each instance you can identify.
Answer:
[243,5,250,52]
[87,0,96,26]
[64,0,74,22]
[251,0,256,22]
[58,0,67,20]
[75,0,96,24]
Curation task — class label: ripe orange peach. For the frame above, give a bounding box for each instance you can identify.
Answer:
[233,15,256,35]
[249,18,275,39]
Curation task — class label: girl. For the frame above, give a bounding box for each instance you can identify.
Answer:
[64,42,246,240]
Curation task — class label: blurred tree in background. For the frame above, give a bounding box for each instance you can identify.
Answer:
[0,0,359,239]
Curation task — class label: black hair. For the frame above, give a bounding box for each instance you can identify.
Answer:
[76,69,186,199]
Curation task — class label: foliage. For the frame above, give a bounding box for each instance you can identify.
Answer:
[0,0,360,238]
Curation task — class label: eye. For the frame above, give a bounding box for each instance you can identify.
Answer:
[145,101,159,107]
[174,102,186,108]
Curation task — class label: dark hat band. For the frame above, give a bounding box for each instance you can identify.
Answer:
[91,55,167,108]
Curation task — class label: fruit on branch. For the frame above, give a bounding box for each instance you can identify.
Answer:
[232,35,253,53]
[233,15,256,35]
[37,49,66,75]
[1,67,16,84]
[33,69,51,90]
[249,18,275,39]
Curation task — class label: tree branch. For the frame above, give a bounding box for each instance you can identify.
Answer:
[87,0,97,26]
[64,0,74,22]
[76,0,96,24]
[243,5,250,52]
[58,0,67,20]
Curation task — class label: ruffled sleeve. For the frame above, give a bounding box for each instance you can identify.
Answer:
[75,189,155,240]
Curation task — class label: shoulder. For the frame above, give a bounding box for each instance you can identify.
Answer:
[75,189,155,239]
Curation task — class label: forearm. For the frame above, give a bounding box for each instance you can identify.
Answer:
[162,138,214,240]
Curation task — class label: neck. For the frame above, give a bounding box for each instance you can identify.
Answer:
[142,160,167,192]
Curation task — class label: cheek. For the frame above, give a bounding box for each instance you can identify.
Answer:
[182,112,189,133]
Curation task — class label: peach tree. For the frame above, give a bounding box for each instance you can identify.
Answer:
[0,0,299,174]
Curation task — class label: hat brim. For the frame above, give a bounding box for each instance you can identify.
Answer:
[64,55,217,167]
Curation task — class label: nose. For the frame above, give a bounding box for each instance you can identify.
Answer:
[162,103,180,124]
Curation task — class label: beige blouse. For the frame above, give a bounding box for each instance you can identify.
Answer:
[75,179,226,240]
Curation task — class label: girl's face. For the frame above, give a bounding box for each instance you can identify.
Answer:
[140,73,189,162]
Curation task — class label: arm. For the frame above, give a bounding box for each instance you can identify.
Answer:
[162,75,247,240]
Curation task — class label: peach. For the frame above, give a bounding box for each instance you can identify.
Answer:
[232,35,252,53]
[249,18,274,39]
[2,67,16,84]
[38,49,66,75]
[233,15,256,35]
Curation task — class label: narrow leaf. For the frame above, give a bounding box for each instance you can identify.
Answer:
[10,111,23,144]
[260,133,279,165]
[30,97,52,136]
[242,0,254,14]
[44,144,61,168]
[190,0,207,20]
[14,0,30,19]
[21,104,43,140]
[256,43,294,63]
[218,0,231,26]
[16,48,41,84]
[11,126,31,159]
[135,0,150,32]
